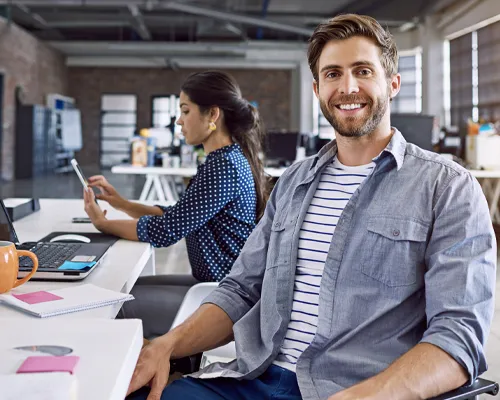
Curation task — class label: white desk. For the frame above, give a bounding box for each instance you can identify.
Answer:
[0,199,155,319]
[0,318,142,400]
[469,170,500,224]
[111,164,287,202]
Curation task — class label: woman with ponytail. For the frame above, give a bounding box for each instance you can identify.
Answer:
[83,71,269,338]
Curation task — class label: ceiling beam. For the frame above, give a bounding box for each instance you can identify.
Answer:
[48,20,129,28]
[128,4,151,40]
[13,4,65,39]
[14,4,49,29]
[437,0,485,29]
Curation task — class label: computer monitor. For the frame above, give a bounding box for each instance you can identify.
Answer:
[265,132,299,167]
[391,113,435,152]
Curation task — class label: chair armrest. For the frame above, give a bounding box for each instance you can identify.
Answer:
[428,378,499,400]
[169,353,203,375]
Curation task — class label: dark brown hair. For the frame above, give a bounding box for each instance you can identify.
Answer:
[308,14,398,81]
[181,71,269,220]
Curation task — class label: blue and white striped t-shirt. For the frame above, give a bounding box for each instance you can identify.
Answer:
[273,156,375,371]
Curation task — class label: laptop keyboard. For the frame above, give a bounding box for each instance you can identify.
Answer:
[19,243,81,269]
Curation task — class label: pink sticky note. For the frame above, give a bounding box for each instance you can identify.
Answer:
[12,291,63,305]
[17,356,80,375]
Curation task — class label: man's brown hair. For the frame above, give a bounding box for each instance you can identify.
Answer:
[308,14,399,82]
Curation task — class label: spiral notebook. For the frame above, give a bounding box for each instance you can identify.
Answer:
[0,284,134,318]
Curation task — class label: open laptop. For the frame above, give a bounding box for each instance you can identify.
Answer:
[0,200,112,281]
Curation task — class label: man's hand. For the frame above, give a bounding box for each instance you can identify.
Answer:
[83,187,108,232]
[127,337,173,400]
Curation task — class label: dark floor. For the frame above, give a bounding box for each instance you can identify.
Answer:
[0,169,147,200]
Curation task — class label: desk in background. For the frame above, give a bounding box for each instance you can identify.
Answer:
[0,199,156,319]
[111,164,287,202]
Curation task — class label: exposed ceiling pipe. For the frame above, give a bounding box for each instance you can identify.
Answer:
[256,0,270,40]
[161,2,312,37]
[128,4,151,40]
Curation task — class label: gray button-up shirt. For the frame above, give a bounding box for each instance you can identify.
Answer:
[196,130,497,400]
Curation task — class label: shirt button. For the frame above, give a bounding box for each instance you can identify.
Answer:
[274,222,280,228]
[393,229,400,237]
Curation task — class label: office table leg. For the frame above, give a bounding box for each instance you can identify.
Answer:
[140,246,156,277]
[152,176,167,202]
[139,175,154,201]
[160,176,178,202]
[490,178,500,224]
[480,178,500,224]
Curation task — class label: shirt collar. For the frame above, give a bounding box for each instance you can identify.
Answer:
[206,143,240,161]
[313,128,407,173]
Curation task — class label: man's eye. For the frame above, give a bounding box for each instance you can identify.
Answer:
[358,69,371,75]
[326,72,339,78]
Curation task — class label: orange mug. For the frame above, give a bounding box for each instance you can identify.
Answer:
[0,241,38,294]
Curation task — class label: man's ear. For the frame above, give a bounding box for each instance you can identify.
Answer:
[313,80,319,99]
[390,73,401,100]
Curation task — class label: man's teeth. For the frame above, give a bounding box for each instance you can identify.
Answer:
[339,103,362,110]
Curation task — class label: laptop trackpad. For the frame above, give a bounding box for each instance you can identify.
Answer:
[72,255,96,262]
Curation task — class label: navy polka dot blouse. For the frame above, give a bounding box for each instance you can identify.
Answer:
[137,143,257,282]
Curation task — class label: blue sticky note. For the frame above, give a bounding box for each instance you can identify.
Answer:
[58,261,96,271]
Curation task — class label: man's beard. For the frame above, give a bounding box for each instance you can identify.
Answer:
[319,90,389,138]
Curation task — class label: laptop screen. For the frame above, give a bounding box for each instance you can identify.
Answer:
[0,200,20,243]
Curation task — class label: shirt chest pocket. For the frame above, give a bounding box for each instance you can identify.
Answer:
[361,216,429,287]
[267,210,289,269]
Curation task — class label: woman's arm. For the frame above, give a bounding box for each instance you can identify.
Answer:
[95,219,139,241]
[121,202,164,219]
[83,187,140,240]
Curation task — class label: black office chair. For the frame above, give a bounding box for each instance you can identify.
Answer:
[428,378,498,400]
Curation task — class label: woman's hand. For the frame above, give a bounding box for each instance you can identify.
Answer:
[83,187,108,232]
[87,175,128,211]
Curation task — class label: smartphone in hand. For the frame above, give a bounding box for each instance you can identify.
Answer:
[71,159,98,204]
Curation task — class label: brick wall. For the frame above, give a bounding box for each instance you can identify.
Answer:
[0,18,68,180]
[68,67,291,167]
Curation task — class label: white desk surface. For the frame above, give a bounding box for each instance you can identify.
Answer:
[0,199,154,319]
[0,318,143,400]
[111,164,287,178]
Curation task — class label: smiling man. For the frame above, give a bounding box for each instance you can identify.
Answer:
[126,14,497,400]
